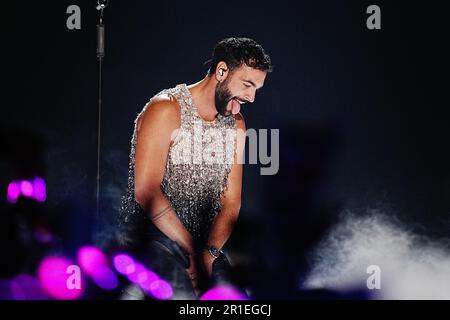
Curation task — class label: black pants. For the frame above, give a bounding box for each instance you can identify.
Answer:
[119,224,241,300]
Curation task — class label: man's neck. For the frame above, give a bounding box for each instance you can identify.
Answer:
[187,76,219,122]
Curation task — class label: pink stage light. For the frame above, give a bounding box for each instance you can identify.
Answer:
[112,253,171,299]
[136,270,159,292]
[113,254,136,275]
[77,246,108,276]
[20,181,33,197]
[149,279,173,300]
[77,246,118,290]
[200,285,248,300]
[6,181,20,204]
[6,177,47,203]
[127,263,150,284]
[37,256,83,300]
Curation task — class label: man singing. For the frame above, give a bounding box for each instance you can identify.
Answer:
[117,37,272,299]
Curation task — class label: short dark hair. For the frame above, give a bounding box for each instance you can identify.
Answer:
[206,37,273,75]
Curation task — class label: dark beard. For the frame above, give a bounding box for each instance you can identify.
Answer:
[215,80,233,117]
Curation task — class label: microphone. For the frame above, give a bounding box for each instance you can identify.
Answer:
[96,0,109,59]
[96,24,105,59]
[96,0,109,11]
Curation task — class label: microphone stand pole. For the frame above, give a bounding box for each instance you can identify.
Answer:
[96,4,106,231]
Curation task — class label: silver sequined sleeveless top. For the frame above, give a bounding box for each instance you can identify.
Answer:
[118,84,237,248]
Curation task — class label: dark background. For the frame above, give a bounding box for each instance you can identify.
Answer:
[1,0,449,299]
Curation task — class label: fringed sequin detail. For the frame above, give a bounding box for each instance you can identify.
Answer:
[118,84,236,248]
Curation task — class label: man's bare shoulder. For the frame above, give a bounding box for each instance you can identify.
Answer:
[139,93,181,129]
[147,93,180,116]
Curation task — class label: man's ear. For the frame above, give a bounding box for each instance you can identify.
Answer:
[215,61,229,82]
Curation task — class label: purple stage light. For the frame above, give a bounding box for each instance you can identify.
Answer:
[200,285,247,300]
[20,180,33,197]
[7,181,20,204]
[77,246,118,290]
[0,279,13,300]
[11,274,47,300]
[33,177,47,202]
[126,262,164,298]
[77,246,108,276]
[113,254,168,298]
[113,254,136,275]
[38,256,83,300]
[91,266,118,290]
[127,263,149,284]
[137,270,159,292]
[6,177,47,203]
[149,279,173,300]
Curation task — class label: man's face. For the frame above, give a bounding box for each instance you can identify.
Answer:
[215,65,267,117]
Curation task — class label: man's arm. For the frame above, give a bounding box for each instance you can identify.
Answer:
[134,95,195,255]
[202,114,247,277]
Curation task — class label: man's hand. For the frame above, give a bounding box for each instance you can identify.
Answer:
[186,254,200,296]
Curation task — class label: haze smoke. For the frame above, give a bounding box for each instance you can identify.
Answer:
[302,208,450,299]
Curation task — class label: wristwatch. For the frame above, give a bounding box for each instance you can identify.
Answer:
[206,245,224,259]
